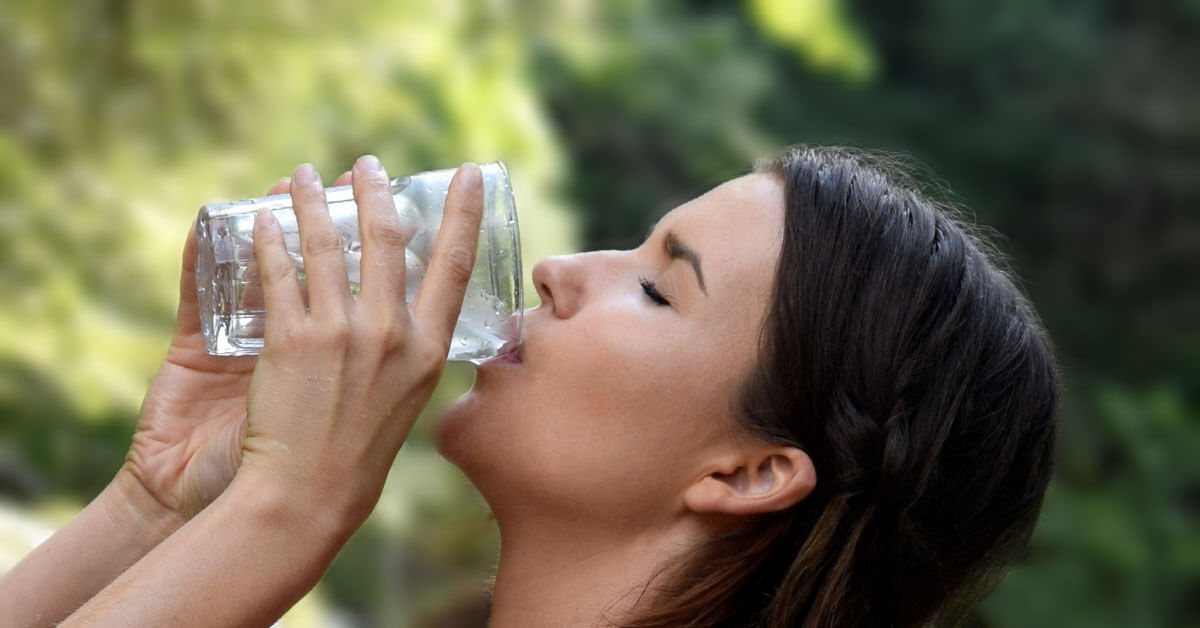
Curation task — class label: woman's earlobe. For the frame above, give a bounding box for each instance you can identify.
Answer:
[683,447,816,516]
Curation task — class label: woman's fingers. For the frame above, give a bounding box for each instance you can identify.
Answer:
[267,177,291,196]
[239,177,294,336]
[354,155,413,318]
[268,172,348,197]
[255,170,356,324]
[259,159,474,353]
[412,163,484,342]
[173,223,202,335]
[252,209,305,331]
[290,164,353,321]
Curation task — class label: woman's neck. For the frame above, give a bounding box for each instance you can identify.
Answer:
[487,516,701,627]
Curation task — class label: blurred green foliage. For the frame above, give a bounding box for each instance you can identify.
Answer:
[1,0,1196,626]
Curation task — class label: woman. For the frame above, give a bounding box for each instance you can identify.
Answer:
[0,146,1057,627]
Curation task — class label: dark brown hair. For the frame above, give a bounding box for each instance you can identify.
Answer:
[623,146,1059,627]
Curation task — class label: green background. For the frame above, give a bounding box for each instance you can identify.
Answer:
[1,1,1196,626]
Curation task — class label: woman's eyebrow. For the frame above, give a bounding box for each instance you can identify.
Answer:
[664,230,707,295]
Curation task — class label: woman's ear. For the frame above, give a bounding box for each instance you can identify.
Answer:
[683,447,816,516]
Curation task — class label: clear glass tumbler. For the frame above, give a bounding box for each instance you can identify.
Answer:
[195,162,522,363]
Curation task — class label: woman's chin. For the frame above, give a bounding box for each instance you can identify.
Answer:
[432,390,487,467]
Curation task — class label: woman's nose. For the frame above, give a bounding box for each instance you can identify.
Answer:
[531,254,586,319]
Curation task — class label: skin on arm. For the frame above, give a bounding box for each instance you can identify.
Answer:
[61,158,484,627]
[0,172,352,627]
[0,473,182,628]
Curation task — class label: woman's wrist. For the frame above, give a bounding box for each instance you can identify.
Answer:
[105,467,188,549]
[63,460,368,626]
[228,461,378,545]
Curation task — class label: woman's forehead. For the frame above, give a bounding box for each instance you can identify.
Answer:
[657,174,784,256]
[655,173,784,296]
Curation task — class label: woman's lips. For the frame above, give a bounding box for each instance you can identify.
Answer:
[479,310,528,367]
[483,338,522,366]
[491,312,526,365]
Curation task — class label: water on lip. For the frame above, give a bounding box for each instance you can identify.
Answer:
[493,338,521,360]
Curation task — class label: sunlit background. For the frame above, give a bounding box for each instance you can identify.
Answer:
[1,1,1197,626]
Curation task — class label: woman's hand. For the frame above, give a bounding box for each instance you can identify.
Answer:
[58,157,483,627]
[122,172,355,520]
[237,156,482,525]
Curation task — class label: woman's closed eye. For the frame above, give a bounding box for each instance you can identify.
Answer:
[639,277,672,307]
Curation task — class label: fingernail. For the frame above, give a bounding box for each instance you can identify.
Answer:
[294,163,319,186]
[357,154,383,172]
[256,208,276,229]
[459,162,481,189]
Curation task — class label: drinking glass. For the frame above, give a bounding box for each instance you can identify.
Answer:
[194,162,522,363]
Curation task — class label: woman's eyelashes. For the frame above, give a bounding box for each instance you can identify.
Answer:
[639,276,672,307]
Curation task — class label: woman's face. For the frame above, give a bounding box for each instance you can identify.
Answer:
[437,173,784,529]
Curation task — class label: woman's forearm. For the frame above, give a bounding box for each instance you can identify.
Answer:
[62,467,363,627]
[0,471,184,627]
